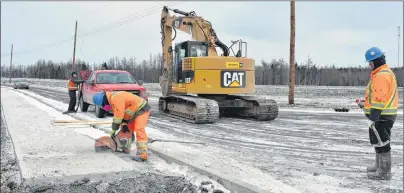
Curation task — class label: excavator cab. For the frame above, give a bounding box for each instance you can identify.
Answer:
[174,41,208,83]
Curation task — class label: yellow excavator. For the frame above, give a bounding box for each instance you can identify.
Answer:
[158,6,278,124]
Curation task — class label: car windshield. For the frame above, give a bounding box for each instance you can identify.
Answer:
[15,79,28,82]
[96,73,137,84]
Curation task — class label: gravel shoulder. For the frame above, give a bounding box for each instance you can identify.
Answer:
[1,102,23,193]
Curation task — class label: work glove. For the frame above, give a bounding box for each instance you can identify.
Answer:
[367,120,375,129]
[110,123,120,138]
[109,129,117,138]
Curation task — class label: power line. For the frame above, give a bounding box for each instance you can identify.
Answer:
[1,36,74,57]
[77,1,183,38]
[79,2,183,38]
[78,1,176,38]
[1,1,184,58]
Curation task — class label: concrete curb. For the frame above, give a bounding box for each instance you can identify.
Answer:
[9,87,265,193]
[149,149,268,193]
[0,103,24,185]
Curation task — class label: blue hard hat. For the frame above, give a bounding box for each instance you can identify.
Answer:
[365,47,385,62]
[93,91,105,106]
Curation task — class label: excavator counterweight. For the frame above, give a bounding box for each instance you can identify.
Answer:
[158,6,279,124]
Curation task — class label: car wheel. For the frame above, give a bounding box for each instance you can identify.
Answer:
[95,106,105,118]
[79,96,90,112]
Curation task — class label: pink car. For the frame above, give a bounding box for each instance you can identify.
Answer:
[78,70,148,118]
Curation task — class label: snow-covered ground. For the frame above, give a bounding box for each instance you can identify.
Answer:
[0,86,231,193]
[2,77,403,109]
[2,81,403,193]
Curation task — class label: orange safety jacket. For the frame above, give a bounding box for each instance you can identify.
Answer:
[363,64,398,116]
[67,78,78,91]
[106,91,147,124]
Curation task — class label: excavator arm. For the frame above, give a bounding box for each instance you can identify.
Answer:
[159,6,229,96]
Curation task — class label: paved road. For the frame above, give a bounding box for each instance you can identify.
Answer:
[26,86,404,192]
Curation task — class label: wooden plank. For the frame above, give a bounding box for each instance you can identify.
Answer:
[52,120,112,125]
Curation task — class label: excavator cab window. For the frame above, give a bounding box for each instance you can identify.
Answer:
[174,41,208,83]
[190,44,207,57]
[174,44,186,83]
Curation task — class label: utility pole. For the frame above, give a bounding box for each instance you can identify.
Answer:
[72,20,78,72]
[398,26,400,68]
[288,0,296,105]
[9,44,13,83]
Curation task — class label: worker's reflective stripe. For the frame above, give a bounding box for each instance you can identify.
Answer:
[67,78,79,90]
[384,70,397,108]
[370,102,385,109]
[136,142,148,154]
[136,142,148,148]
[125,109,135,116]
[367,81,372,106]
[137,99,147,110]
[365,69,397,115]
[113,117,123,124]
[363,108,397,115]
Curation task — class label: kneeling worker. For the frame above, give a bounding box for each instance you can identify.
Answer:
[92,90,151,162]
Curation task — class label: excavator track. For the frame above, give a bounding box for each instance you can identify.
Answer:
[158,95,220,124]
[218,95,279,121]
[238,96,279,121]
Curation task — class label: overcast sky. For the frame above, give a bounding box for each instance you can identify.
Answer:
[1,1,403,68]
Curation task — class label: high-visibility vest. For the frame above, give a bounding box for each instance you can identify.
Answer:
[67,78,78,91]
[106,91,147,124]
[363,64,398,115]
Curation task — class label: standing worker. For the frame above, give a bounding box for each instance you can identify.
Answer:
[361,47,398,180]
[64,71,84,114]
[101,62,108,70]
[92,90,151,162]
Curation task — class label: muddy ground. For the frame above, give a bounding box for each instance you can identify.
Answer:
[0,101,225,193]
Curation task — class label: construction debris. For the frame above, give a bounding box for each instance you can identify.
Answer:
[333,108,350,112]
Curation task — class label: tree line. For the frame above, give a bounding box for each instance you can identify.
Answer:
[1,53,403,87]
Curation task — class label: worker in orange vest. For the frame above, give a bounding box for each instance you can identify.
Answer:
[101,62,108,70]
[361,47,398,180]
[93,90,151,162]
[64,72,84,114]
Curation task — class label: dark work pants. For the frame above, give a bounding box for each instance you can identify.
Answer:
[369,120,394,153]
[68,90,77,111]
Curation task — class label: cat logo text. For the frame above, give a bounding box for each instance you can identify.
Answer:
[220,71,246,88]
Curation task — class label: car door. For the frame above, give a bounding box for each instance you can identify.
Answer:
[84,72,95,103]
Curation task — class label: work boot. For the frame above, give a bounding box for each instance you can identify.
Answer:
[63,110,77,114]
[132,155,147,162]
[366,153,380,172]
[367,151,392,180]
